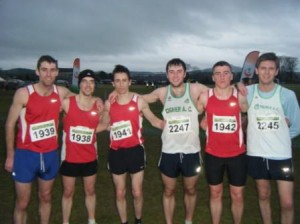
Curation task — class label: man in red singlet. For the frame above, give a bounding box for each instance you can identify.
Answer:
[102,64,163,224]
[198,61,248,224]
[60,69,104,224]
[5,55,73,224]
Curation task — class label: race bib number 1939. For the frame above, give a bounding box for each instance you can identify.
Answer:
[30,120,57,142]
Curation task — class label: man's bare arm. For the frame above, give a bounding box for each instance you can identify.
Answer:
[139,97,163,129]
[190,83,209,102]
[142,87,165,104]
[238,94,248,113]
[5,88,28,172]
[96,100,110,133]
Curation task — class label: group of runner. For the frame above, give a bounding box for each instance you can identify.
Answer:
[5,53,300,224]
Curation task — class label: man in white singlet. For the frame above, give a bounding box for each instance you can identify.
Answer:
[246,52,300,224]
[142,58,208,224]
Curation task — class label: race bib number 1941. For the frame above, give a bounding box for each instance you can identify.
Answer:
[111,120,133,141]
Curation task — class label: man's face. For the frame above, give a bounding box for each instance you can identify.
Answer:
[112,72,131,94]
[256,60,278,85]
[212,65,233,88]
[166,64,186,87]
[79,77,95,96]
[36,62,58,86]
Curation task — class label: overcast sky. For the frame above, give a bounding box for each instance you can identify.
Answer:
[0,0,299,72]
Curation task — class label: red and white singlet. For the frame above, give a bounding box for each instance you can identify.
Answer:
[109,95,143,150]
[61,96,100,163]
[205,88,245,157]
[16,85,61,152]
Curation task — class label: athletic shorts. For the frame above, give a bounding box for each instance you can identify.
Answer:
[247,156,294,181]
[12,149,59,183]
[60,160,98,177]
[205,152,247,186]
[158,152,201,178]
[108,145,145,175]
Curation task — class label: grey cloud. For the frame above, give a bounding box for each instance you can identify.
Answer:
[0,0,299,71]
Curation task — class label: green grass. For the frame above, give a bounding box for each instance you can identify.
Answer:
[0,84,300,223]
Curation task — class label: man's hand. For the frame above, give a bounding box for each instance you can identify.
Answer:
[5,156,13,172]
[108,90,117,103]
[236,82,248,96]
[200,116,207,131]
[285,117,291,127]
[95,98,104,114]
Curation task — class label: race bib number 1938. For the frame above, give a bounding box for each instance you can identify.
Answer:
[70,126,94,144]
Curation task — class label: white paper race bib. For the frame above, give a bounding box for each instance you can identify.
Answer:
[30,120,57,142]
[166,116,191,134]
[255,115,280,131]
[111,120,133,141]
[70,126,94,144]
[212,115,237,133]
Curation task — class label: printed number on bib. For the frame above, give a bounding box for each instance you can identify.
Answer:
[70,126,94,144]
[167,116,191,134]
[212,115,237,133]
[111,120,133,140]
[30,120,57,142]
[256,116,280,131]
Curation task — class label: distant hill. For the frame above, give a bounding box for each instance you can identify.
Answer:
[2,68,35,76]
[199,65,242,73]
[0,65,242,84]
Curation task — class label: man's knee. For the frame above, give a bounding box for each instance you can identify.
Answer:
[184,185,197,196]
[63,187,74,199]
[132,188,142,199]
[16,198,30,211]
[116,189,126,201]
[39,191,52,203]
[85,186,95,197]
[163,186,176,198]
[281,199,293,211]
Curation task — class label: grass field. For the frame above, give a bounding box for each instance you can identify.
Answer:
[0,84,299,224]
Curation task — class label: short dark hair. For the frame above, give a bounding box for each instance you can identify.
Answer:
[37,55,58,70]
[212,61,232,74]
[255,52,279,69]
[112,64,131,81]
[166,58,186,72]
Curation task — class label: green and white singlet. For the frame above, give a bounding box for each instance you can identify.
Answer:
[247,84,291,158]
[161,83,200,154]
